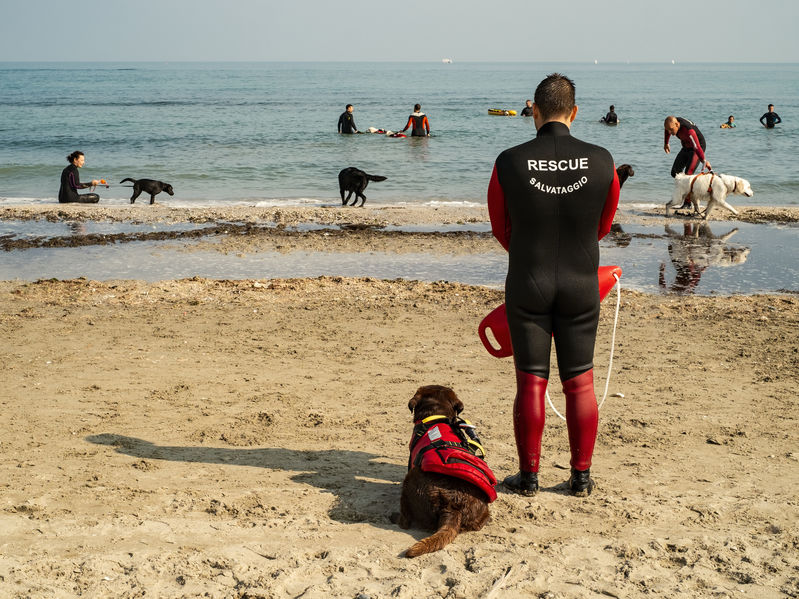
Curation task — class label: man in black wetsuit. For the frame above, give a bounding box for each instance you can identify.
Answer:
[59,150,100,203]
[337,104,358,134]
[600,105,618,124]
[760,104,782,128]
[520,99,534,117]
[487,73,620,497]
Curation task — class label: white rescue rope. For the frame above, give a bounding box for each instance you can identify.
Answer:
[546,273,621,421]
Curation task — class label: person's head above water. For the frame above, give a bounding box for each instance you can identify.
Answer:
[664,115,680,135]
[67,150,85,167]
[532,73,577,129]
[609,105,615,111]
[346,104,353,112]
[414,103,421,112]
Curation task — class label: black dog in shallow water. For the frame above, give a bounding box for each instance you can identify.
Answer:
[338,167,387,207]
[119,178,175,204]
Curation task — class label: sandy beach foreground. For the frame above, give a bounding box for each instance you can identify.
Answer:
[1,204,798,598]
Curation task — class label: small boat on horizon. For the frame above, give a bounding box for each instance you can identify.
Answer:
[442,58,453,64]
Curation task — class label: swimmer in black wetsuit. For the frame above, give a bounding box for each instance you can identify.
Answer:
[600,105,618,124]
[58,151,100,203]
[520,99,534,117]
[337,104,359,134]
[487,73,620,497]
[760,104,781,128]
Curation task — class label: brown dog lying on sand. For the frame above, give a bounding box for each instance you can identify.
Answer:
[391,385,496,557]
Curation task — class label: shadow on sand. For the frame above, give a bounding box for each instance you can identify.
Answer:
[86,433,406,529]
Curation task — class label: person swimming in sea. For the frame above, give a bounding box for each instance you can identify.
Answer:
[59,151,100,203]
[720,115,736,128]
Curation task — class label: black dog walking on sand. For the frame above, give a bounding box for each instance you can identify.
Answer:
[338,167,387,207]
[119,178,175,204]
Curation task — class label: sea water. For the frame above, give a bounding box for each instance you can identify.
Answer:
[1,61,798,208]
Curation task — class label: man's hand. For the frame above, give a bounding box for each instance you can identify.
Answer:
[664,144,671,154]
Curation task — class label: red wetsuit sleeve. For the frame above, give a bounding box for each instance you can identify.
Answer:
[686,129,705,162]
[664,129,670,146]
[424,115,430,133]
[402,116,413,132]
[487,164,510,251]
[597,167,620,240]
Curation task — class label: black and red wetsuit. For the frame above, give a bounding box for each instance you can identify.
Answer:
[488,121,619,380]
[488,120,619,476]
[665,117,706,177]
[402,112,430,136]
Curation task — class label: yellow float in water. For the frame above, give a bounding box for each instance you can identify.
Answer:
[488,108,517,116]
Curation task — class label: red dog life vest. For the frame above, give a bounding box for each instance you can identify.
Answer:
[408,416,498,502]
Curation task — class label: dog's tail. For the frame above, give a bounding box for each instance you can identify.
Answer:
[365,174,387,182]
[404,511,461,558]
[119,178,136,184]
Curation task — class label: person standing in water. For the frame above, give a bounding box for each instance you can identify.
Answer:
[337,104,359,134]
[487,73,620,497]
[520,99,534,117]
[401,104,431,137]
[600,105,618,124]
[760,104,781,129]
[59,151,100,203]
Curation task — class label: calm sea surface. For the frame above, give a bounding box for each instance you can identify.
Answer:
[1,61,798,207]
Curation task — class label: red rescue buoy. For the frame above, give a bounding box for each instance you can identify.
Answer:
[478,265,622,358]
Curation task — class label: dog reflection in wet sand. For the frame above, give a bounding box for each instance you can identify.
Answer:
[659,223,750,294]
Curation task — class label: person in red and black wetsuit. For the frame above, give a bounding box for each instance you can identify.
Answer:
[401,104,430,136]
[58,150,100,203]
[664,116,711,177]
[487,73,620,497]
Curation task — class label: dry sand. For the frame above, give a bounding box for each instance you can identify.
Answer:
[1,204,798,598]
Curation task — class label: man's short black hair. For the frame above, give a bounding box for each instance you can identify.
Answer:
[534,73,576,121]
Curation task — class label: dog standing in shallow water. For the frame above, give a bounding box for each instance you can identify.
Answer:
[337,167,387,207]
[119,178,175,204]
[391,385,494,558]
[666,172,753,219]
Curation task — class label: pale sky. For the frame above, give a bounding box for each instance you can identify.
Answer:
[2,0,796,63]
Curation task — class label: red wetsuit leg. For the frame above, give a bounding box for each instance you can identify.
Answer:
[685,150,701,175]
[563,369,598,471]
[513,369,548,473]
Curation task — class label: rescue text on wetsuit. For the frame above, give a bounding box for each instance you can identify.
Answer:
[487,121,619,380]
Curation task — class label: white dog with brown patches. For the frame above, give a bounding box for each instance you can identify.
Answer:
[666,172,754,219]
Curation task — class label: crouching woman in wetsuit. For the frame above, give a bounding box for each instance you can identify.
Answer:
[59,151,100,203]
[487,73,620,497]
